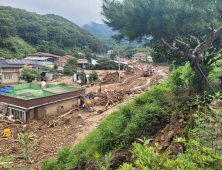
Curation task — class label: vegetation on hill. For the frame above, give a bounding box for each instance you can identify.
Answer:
[0,6,108,58]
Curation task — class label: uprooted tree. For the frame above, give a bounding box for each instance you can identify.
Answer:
[102,0,222,93]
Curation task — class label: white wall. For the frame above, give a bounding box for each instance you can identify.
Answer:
[91,58,97,65]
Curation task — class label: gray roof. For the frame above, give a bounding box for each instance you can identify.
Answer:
[27,52,61,58]
[6,59,33,65]
[0,59,44,68]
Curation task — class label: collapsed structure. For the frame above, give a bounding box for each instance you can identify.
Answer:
[0,83,85,122]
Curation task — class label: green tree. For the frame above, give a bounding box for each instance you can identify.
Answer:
[18,65,40,83]
[102,0,222,93]
[53,63,58,70]
[63,58,77,75]
[95,58,117,70]
[89,70,98,82]
[80,69,87,84]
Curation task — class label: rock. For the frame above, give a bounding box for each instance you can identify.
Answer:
[166,142,183,155]
[160,135,165,141]
[179,119,184,123]
[161,141,171,150]
[76,114,82,118]
[183,121,187,124]
[160,131,175,151]
[75,125,82,129]
[93,112,98,115]
[89,107,94,112]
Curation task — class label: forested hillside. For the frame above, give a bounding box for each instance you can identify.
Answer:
[83,22,149,50]
[0,6,108,58]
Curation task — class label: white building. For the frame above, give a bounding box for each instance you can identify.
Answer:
[91,58,98,66]
[147,56,153,62]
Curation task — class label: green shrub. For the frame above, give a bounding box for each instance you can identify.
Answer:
[54,73,60,76]
[118,137,222,170]
[169,64,174,72]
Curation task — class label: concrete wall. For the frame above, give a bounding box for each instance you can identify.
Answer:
[27,97,79,121]
[1,68,19,84]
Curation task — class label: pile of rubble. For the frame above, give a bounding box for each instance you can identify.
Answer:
[124,68,134,76]
[102,72,120,84]
[89,90,126,107]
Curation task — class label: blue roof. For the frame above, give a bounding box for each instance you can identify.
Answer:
[102,54,110,56]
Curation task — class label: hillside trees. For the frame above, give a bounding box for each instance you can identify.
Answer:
[102,0,222,93]
[0,13,17,44]
[0,6,108,57]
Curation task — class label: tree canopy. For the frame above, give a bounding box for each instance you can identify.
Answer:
[95,58,117,70]
[18,65,40,83]
[63,58,78,75]
[102,0,222,92]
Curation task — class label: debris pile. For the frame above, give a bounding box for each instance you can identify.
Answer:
[102,72,120,84]
[0,109,83,169]
[89,90,126,106]
[124,68,134,75]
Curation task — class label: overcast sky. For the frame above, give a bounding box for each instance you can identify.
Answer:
[0,0,104,26]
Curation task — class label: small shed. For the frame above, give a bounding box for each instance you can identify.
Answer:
[40,71,53,81]
[147,56,153,62]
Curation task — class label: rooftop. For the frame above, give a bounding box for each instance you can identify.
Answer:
[24,57,49,61]
[28,52,61,58]
[0,59,44,68]
[0,83,85,109]
[2,83,82,100]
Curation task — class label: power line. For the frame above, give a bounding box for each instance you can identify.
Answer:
[197,65,216,94]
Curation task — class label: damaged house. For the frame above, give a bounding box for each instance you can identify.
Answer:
[0,83,85,122]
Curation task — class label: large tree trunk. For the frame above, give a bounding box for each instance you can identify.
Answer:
[190,63,207,93]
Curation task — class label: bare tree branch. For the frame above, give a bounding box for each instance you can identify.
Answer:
[166,30,190,56]
[182,31,201,55]
[203,50,222,58]
[210,20,215,38]
[196,23,222,55]
[160,38,189,61]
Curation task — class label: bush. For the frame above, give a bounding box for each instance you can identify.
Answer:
[118,137,221,170]
[54,73,60,76]
[169,64,174,72]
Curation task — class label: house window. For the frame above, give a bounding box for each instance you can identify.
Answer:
[4,74,13,80]
[140,56,141,58]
